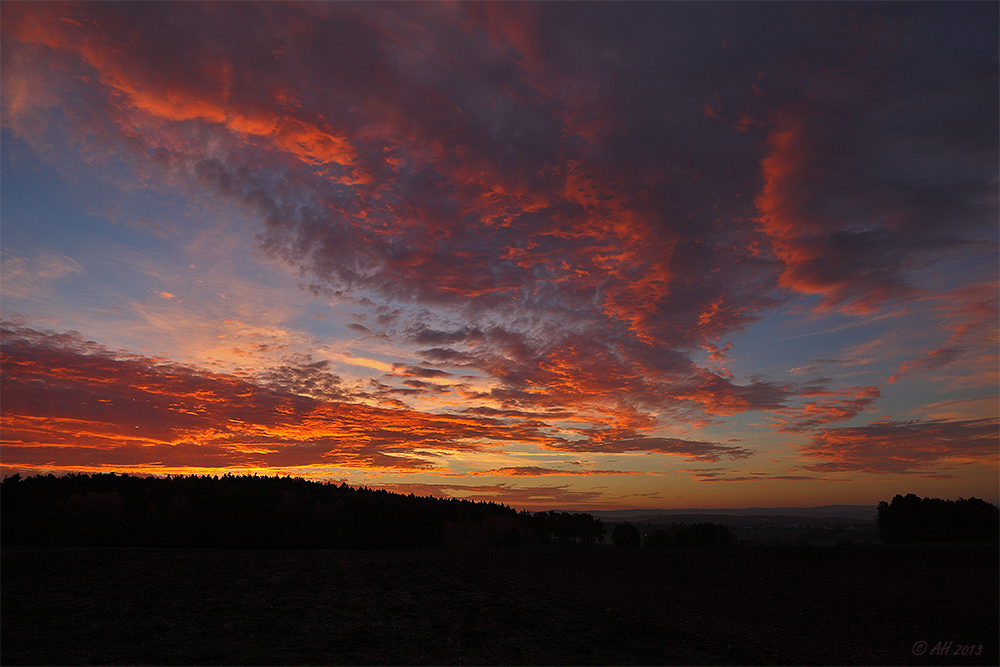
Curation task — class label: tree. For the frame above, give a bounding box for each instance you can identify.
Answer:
[612,522,641,547]
[877,494,999,543]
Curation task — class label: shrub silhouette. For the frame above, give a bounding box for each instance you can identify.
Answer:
[877,494,999,543]
[521,510,606,545]
[611,522,641,547]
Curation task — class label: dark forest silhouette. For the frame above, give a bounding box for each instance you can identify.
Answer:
[876,493,998,543]
[0,473,606,548]
[3,473,997,549]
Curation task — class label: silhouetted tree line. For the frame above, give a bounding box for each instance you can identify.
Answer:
[0,473,606,549]
[523,510,606,545]
[876,494,999,544]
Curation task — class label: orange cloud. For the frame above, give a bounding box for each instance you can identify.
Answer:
[0,325,573,475]
[374,481,607,510]
[1,324,778,479]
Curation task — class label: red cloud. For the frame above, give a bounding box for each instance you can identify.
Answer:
[797,418,999,474]
[1,2,361,172]
[770,386,881,432]
[1,2,777,424]
[755,120,916,314]
[887,282,998,384]
[754,93,996,316]
[0,325,770,477]
[887,348,964,385]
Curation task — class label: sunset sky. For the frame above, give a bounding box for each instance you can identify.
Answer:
[2,1,997,511]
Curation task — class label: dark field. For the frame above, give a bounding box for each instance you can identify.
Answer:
[2,544,997,666]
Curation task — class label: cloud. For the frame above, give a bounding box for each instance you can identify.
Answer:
[887,348,964,385]
[679,469,833,484]
[0,1,781,425]
[374,481,607,509]
[319,351,394,374]
[771,385,881,432]
[0,250,85,299]
[3,323,768,479]
[392,364,453,379]
[0,324,577,474]
[887,282,999,384]
[346,323,373,335]
[798,418,999,474]
[2,2,995,455]
[546,432,754,463]
[917,395,999,423]
[752,6,997,314]
[128,217,176,239]
[254,356,348,402]
[410,326,485,346]
[467,466,641,477]
[461,406,575,421]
